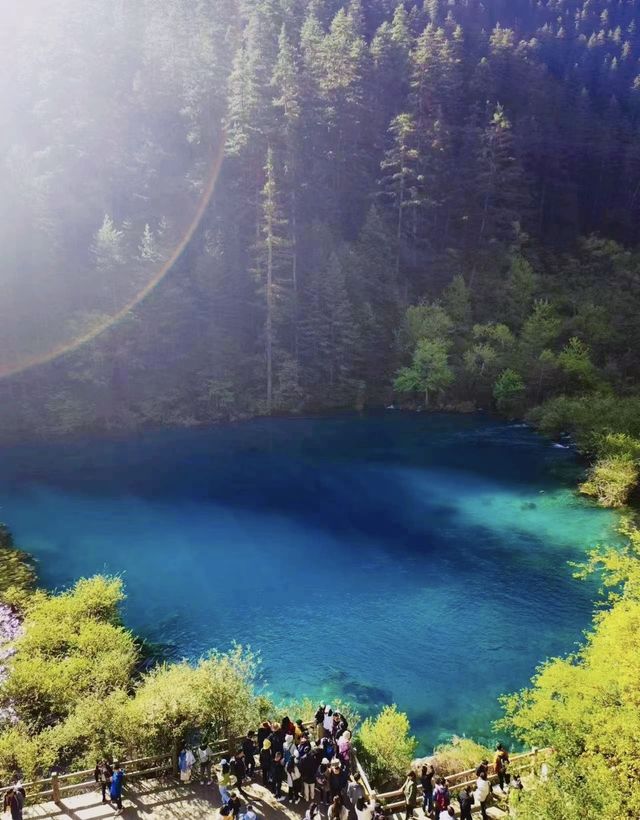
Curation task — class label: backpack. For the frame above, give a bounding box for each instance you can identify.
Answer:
[435,787,449,810]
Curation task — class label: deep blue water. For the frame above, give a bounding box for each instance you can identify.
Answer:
[0,413,616,752]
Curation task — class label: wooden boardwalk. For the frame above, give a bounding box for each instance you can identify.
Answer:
[22,776,517,820]
[24,776,309,820]
[16,744,546,820]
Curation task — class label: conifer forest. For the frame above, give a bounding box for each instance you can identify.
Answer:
[3,0,640,500]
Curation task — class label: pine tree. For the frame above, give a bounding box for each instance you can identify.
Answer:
[474,104,531,243]
[300,251,357,399]
[369,5,413,137]
[254,146,292,413]
[272,25,303,356]
[379,113,421,275]
[347,207,402,394]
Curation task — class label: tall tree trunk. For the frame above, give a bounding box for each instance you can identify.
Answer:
[266,211,274,416]
[397,163,404,278]
[291,184,299,362]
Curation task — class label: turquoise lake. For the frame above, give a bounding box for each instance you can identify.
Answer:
[0,413,616,752]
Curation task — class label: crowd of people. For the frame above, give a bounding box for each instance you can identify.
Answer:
[177,710,524,820]
[402,743,524,820]
[178,707,366,820]
[0,710,522,820]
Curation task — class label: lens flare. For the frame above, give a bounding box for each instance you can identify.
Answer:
[0,139,225,381]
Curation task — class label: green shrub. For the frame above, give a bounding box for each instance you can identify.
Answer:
[493,369,525,414]
[0,576,268,779]
[498,527,640,818]
[126,646,265,752]
[0,524,36,599]
[580,455,639,507]
[1,577,137,733]
[355,705,417,787]
[431,737,493,777]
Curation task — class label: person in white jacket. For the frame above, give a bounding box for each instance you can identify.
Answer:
[474,772,491,820]
[285,757,302,804]
[178,747,196,783]
[198,743,213,784]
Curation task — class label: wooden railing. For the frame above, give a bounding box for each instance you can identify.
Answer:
[373,747,552,812]
[0,721,318,805]
[0,721,545,815]
[0,751,173,806]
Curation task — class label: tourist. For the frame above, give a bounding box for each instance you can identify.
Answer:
[270,751,286,801]
[295,720,305,742]
[316,758,331,805]
[281,716,296,737]
[242,731,257,777]
[508,775,523,817]
[493,743,510,793]
[329,759,344,800]
[94,759,113,804]
[299,746,319,802]
[242,804,258,820]
[320,734,336,761]
[269,723,284,757]
[314,705,326,741]
[283,733,298,764]
[323,707,334,737]
[328,795,348,820]
[3,786,24,820]
[228,792,242,819]
[438,808,455,820]
[433,777,450,816]
[305,802,321,820]
[474,771,490,820]
[259,740,272,786]
[110,762,125,816]
[333,712,348,739]
[420,764,435,816]
[198,742,213,784]
[286,757,302,804]
[298,733,312,759]
[257,722,271,751]
[402,770,418,820]
[218,760,236,804]
[354,797,374,820]
[347,772,364,808]
[232,750,247,786]
[475,759,489,778]
[337,730,352,769]
[458,784,473,820]
[179,746,196,783]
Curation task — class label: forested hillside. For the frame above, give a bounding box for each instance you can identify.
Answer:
[2,0,640,496]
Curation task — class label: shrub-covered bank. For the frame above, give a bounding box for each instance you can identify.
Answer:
[392,245,640,508]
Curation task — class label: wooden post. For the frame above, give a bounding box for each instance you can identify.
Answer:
[52,772,60,804]
[172,743,179,779]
